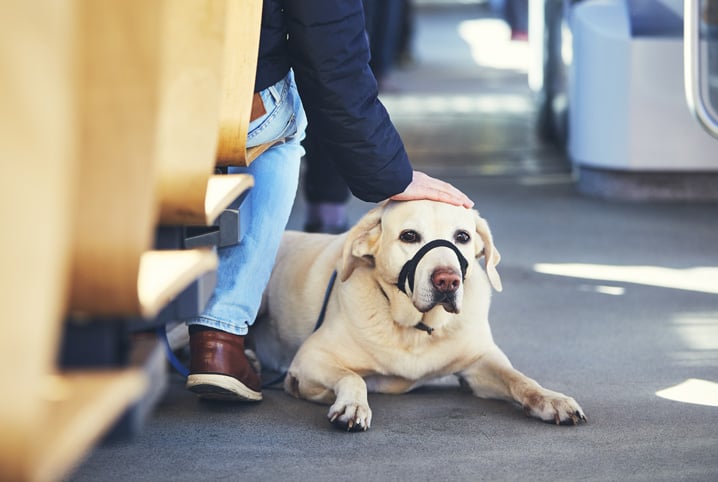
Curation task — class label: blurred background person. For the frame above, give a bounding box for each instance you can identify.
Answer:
[363,0,406,90]
[490,0,529,41]
[302,136,351,234]
[396,0,417,68]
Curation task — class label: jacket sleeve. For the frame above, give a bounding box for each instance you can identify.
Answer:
[284,0,412,202]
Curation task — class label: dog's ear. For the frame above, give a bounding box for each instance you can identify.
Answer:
[338,204,384,282]
[474,211,503,292]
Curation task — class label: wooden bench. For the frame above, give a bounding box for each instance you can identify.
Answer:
[154,0,256,229]
[67,1,219,321]
[1,0,266,479]
[155,0,266,253]
[216,0,273,167]
[1,2,157,480]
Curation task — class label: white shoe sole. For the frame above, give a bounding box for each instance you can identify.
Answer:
[186,373,262,402]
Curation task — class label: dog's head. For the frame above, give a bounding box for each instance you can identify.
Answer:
[339,200,502,315]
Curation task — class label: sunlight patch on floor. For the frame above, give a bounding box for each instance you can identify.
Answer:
[380,93,533,116]
[672,313,718,351]
[578,284,626,296]
[533,263,718,295]
[458,18,530,71]
[669,312,718,368]
[656,379,718,407]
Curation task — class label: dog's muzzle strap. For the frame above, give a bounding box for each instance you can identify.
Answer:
[396,239,469,294]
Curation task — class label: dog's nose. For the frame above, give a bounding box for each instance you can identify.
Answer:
[431,268,460,293]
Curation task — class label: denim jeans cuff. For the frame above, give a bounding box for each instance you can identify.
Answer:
[186,316,249,336]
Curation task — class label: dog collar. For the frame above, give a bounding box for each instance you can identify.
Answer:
[414,321,434,335]
[396,239,469,295]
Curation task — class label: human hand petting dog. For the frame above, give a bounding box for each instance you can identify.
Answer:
[390,170,474,208]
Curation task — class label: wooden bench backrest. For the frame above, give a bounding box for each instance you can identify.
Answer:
[155,0,262,225]
[1,1,263,478]
[154,1,225,225]
[216,0,264,167]
[68,0,162,317]
[0,1,79,476]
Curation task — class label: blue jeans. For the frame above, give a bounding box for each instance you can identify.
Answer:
[188,70,306,335]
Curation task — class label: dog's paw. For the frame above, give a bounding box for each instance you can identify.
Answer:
[327,399,372,432]
[522,389,587,426]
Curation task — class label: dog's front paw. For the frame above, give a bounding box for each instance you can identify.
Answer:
[328,399,372,432]
[522,389,587,426]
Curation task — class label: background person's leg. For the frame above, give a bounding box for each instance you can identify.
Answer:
[302,135,351,234]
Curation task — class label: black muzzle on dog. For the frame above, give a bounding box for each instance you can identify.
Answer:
[396,239,469,295]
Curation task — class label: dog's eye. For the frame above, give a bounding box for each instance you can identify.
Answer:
[399,230,421,243]
[455,230,471,244]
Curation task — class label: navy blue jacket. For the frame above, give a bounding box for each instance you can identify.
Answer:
[255,0,412,203]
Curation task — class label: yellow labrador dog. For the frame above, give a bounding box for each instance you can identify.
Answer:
[253,200,586,431]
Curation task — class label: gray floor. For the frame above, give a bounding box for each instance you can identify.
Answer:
[70,4,718,481]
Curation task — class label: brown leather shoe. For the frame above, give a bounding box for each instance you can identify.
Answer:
[186,328,262,402]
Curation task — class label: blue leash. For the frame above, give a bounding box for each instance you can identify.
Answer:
[159,270,339,388]
[313,270,338,333]
[158,325,190,378]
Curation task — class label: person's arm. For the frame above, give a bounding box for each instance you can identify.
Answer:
[284,0,412,202]
[285,1,472,209]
